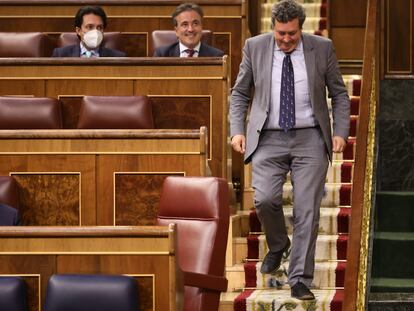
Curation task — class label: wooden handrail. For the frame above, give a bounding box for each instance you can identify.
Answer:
[343,0,379,309]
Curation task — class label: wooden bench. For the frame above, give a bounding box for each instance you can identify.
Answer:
[0,57,230,181]
[0,127,207,226]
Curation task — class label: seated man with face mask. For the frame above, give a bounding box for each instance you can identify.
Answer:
[52,5,126,57]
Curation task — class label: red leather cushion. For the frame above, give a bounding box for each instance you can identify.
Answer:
[0,32,49,57]
[0,96,62,129]
[77,96,154,129]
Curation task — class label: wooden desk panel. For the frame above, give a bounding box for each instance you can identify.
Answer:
[0,128,207,226]
[0,225,183,311]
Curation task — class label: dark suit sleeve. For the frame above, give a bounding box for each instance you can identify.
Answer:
[153,48,162,57]
[51,48,60,57]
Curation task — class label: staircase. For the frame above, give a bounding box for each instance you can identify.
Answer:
[219,2,362,309]
[220,75,362,310]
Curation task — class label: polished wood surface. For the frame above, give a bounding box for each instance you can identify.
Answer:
[329,0,367,64]
[0,58,228,179]
[382,0,413,76]
[0,128,207,226]
[0,224,183,311]
[343,0,379,309]
[0,0,247,84]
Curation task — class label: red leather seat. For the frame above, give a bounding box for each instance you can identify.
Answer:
[77,96,154,129]
[157,176,229,311]
[151,30,212,55]
[0,96,62,129]
[0,176,20,226]
[57,32,123,51]
[0,32,50,57]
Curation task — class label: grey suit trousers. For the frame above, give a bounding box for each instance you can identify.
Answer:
[251,127,328,287]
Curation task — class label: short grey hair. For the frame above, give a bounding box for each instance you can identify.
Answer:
[172,3,204,27]
[271,0,306,29]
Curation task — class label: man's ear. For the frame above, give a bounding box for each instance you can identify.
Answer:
[75,27,82,37]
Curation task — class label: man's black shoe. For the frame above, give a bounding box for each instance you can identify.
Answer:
[260,238,291,274]
[291,282,315,300]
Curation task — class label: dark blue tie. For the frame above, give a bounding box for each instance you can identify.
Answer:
[279,53,295,131]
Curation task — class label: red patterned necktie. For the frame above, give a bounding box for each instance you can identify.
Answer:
[185,49,195,57]
[279,53,295,131]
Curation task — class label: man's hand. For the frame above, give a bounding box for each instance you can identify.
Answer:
[332,136,346,153]
[231,134,246,154]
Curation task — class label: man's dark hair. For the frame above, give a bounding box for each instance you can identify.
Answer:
[172,3,204,27]
[74,5,108,29]
[271,0,306,29]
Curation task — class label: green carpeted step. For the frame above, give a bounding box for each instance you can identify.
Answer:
[371,278,414,292]
[372,232,414,279]
[375,191,414,232]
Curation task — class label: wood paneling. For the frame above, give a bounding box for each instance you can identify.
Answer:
[14,174,80,226]
[115,173,183,226]
[0,226,182,311]
[383,0,413,75]
[0,0,246,85]
[0,154,96,225]
[328,0,367,63]
[0,128,207,226]
[331,28,366,60]
[0,58,228,179]
[330,0,368,26]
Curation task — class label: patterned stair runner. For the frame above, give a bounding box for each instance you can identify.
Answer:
[227,73,361,311]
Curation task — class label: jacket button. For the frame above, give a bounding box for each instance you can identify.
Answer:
[257,129,261,134]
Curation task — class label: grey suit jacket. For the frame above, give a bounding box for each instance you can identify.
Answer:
[230,32,350,163]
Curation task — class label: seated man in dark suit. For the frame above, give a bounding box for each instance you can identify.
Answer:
[52,5,125,57]
[154,3,224,57]
[0,203,20,226]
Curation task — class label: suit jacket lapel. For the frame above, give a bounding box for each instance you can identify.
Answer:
[73,44,81,57]
[199,43,206,56]
[170,43,180,57]
[302,33,316,109]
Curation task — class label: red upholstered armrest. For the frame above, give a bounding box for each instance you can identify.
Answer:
[183,271,228,292]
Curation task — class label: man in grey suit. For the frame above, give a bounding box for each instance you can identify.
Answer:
[230,0,350,300]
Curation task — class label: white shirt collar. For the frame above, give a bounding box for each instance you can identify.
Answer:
[179,41,201,57]
[80,42,100,57]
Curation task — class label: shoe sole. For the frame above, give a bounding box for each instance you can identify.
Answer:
[260,240,291,274]
[291,294,315,300]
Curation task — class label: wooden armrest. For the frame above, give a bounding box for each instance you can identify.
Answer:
[182,271,228,292]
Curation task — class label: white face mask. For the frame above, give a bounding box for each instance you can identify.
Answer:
[82,29,103,49]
